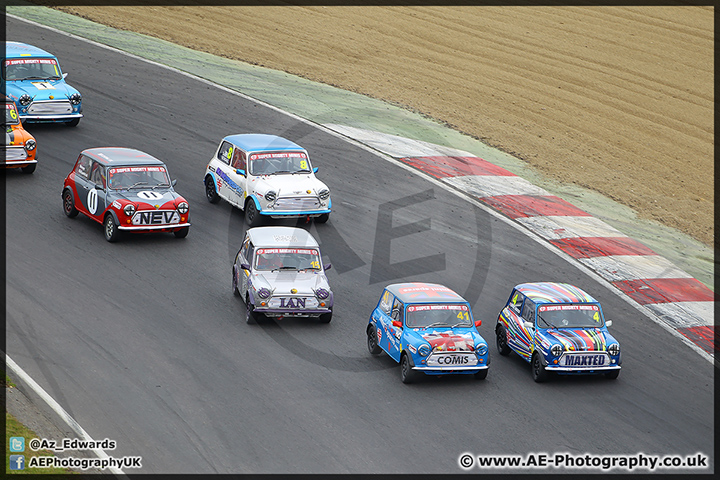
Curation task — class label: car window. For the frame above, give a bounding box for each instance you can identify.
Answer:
[508,290,524,313]
[240,236,250,260]
[391,298,404,323]
[379,290,394,315]
[216,141,234,165]
[75,155,92,180]
[522,299,536,324]
[246,242,255,266]
[89,161,106,189]
[232,149,246,170]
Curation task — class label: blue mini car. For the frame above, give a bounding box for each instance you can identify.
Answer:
[496,282,621,382]
[367,282,489,383]
[4,42,83,126]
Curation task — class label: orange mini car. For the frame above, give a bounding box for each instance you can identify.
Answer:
[4,98,37,173]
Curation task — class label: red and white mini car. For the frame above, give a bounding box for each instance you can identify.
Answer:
[62,147,190,242]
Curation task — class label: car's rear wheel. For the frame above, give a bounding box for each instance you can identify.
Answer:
[63,189,79,218]
[367,326,382,355]
[65,118,80,127]
[174,227,189,238]
[205,175,220,204]
[21,163,36,174]
[315,213,330,224]
[474,369,488,380]
[400,353,418,384]
[605,369,620,380]
[531,352,548,383]
[496,325,511,356]
[104,214,120,242]
[245,199,262,227]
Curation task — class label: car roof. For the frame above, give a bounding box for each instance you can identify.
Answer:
[5,42,57,59]
[246,226,319,248]
[81,147,166,167]
[385,283,467,304]
[514,282,598,304]
[222,134,306,153]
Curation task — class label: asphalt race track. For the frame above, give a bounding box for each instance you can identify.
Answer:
[5,17,714,474]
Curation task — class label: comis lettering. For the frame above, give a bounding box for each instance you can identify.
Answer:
[437,355,470,365]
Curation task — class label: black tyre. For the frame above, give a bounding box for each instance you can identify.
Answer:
[245,199,262,227]
[63,189,79,218]
[400,353,418,384]
[232,267,241,297]
[319,308,332,323]
[605,369,620,380]
[315,213,330,224]
[474,368,488,380]
[21,163,36,174]
[205,175,220,204]
[496,325,511,356]
[174,226,189,238]
[104,214,120,242]
[531,353,548,383]
[65,118,80,127]
[246,296,261,324]
[367,326,382,355]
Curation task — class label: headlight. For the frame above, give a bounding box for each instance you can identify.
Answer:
[418,344,431,357]
[176,202,189,214]
[19,94,31,106]
[608,343,620,356]
[257,287,271,299]
[475,344,488,356]
[315,288,329,300]
[70,93,82,105]
[551,344,563,357]
[265,191,276,202]
[24,139,36,152]
[318,189,330,200]
[123,203,136,216]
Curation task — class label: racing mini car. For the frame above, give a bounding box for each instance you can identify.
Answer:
[204,134,331,226]
[367,283,489,384]
[496,282,621,382]
[233,226,333,323]
[4,42,83,126]
[4,97,37,173]
[62,147,190,242]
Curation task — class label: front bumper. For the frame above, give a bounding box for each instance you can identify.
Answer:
[255,307,331,318]
[118,222,191,232]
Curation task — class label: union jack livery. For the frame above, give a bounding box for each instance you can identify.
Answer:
[367,282,489,384]
[496,282,621,382]
[62,147,190,242]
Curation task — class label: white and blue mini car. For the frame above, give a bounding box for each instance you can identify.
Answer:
[367,283,489,384]
[204,134,331,226]
[4,42,83,126]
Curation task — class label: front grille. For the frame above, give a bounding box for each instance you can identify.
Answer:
[273,197,321,212]
[28,100,72,115]
[4,147,28,161]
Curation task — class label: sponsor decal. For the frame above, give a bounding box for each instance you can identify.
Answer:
[426,353,478,367]
[272,235,299,243]
[215,168,244,197]
[407,304,467,312]
[408,345,417,354]
[279,297,306,308]
[539,304,599,312]
[5,58,57,66]
[249,152,306,160]
[111,200,122,209]
[398,284,454,295]
[257,248,318,255]
[562,353,609,367]
[110,166,165,173]
[31,82,55,90]
[87,189,98,215]
[376,328,382,342]
[131,211,179,225]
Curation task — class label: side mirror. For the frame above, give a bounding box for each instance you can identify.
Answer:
[605,320,612,327]
[523,321,534,330]
[240,263,251,271]
[236,169,246,176]
[62,72,68,79]
[312,167,319,174]
[324,263,332,271]
[474,319,482,328]
[171,178,177,187]
[392,320,402,328]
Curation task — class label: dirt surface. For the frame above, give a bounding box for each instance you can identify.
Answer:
[47,3,714,247]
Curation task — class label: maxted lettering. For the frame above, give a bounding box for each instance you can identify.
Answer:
[280,297,306,308]
[133,211,179,225]
[564,354,606,366]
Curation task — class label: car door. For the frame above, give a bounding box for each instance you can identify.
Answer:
[214,140,245,208]
[238,237,255,298]
[74,156,105,221]
[503,289,529,356]
[386,298,405,362]
[372,289,395,357]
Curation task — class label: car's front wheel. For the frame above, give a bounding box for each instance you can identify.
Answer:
[104,214,120,242]
[496,324,511,356]
[367,326,382,355]
[400,353,418,384]
[65,118,80,127]
[21,163,36,174]
[246,296,262,324]
[245,199,262,227]
[63,189,79,218]
[205,175,220,204]
[531,352,548,383]
[315,213,330,224]
[232,266,241,297]
[174,227,189,238]
[474,369,488,380]
[604,369,620,380]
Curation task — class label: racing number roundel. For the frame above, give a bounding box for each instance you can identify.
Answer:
[87,189,98,215]
[137,191,164,201]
